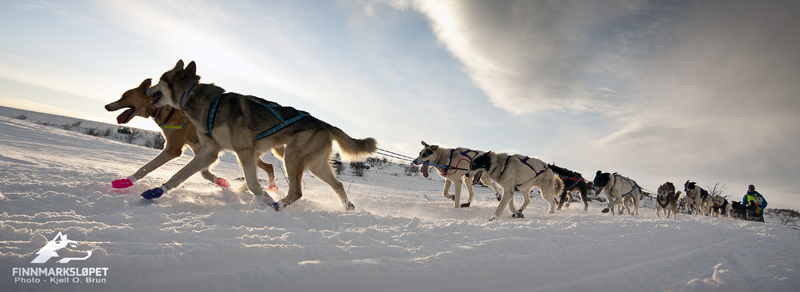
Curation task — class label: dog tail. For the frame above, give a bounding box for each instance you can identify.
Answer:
[327,125,377,161]
[553,174,564,198]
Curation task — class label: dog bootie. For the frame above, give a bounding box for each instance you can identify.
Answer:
[142,185,168,200]
[267,202,284,211]
[267,180,279,193]
[215,177,231,188]
[112,176,137,188]
[259,191,282,211]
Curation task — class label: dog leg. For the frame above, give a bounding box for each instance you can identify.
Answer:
[579,188,589,211]
[280,153,307,208]
[235,148,266,195]
[115,143,182,188]
[142,144,220,199]
[453,177,463,208]
[492,189,515,221]
[256,153,278,193]
[487,180,502,201]
[187,142,230,187]
[442,179,454,201]
[461,176,475,208]
[308,157,355,211]
[557,190,567,210]
[520,188,532,215]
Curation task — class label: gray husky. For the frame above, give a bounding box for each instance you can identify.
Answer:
[656,182,681,219]
[143,60,377,211]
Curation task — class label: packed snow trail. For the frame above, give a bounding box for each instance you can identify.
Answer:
[1,116,799,292]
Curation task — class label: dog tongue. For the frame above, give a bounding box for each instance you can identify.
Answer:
[116,108,134,124]
[421,165,429,178]
[471,171,481,185]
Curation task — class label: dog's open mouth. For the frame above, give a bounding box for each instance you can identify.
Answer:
[471,171,482,185]
[151,91,163,106]
[116,106,136,124]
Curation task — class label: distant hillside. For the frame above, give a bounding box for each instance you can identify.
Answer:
[0,105,158,135]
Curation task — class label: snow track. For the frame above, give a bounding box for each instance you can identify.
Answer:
[1,116,799,292]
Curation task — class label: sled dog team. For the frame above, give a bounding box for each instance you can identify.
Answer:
[107,60,738,220]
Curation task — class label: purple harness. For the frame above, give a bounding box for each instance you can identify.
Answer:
[438,149,479,174]
[493,155,547,187]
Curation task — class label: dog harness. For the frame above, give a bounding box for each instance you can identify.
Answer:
[440,149,480,174]
[610,174,640,198]
[658,193,671,208]
[205,94,309,141]
[491,155,548,187]
[179,83,198,109]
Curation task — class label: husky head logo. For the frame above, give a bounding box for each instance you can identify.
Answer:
[31,232,92,264]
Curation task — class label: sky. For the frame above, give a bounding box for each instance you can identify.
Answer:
[1,0,799,209]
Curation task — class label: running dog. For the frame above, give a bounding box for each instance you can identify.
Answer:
[105,79,277,190]
[593,171,650,215]
[467,152,564,221]
[684,181,712,216]
[711,194,732,218]
[656,182,682,219]
[550,164,592,212]
[142,60,377,211]
[412,141,500,208]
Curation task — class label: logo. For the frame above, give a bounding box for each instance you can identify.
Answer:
[31,232,92,264]
[11,232,108,285]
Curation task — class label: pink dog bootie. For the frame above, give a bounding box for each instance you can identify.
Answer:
[112,176,137,188]
[215,177,231,188]
[267,179,279,193]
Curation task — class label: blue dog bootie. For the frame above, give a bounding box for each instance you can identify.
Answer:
[142,185,168,200]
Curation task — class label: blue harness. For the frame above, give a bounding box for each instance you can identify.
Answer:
[206,94,309,141]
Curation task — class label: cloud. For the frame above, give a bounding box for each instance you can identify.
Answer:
[398,0,649,115]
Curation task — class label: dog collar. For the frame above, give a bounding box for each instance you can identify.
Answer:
[155,108,188,129]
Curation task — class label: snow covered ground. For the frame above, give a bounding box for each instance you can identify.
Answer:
[1,113,799,292]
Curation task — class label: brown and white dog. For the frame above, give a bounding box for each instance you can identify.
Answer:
[105,79,277,191]
[656,182,681,220]
[412,141,500,208]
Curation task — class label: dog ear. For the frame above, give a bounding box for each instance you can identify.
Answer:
[138,78,151,91]
[173,60,184,71]
[431,145,439,151]
[421,141,428,147]
[185,61,197,77]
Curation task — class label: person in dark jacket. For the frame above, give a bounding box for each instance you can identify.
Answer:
[742,184,767,222]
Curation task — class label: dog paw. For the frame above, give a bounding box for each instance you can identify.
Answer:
[215,177,231,188]
[141,185,167,200]
[345,201,356,211]
[460,202,471,208]
[111,178,134,189]
[512,212,524,219]
[447,194,455,201]
[488,215,499,221]
[601,208,610,213]
[495,193,501,201]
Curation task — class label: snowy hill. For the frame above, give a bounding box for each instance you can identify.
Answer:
[1,115,799,292]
